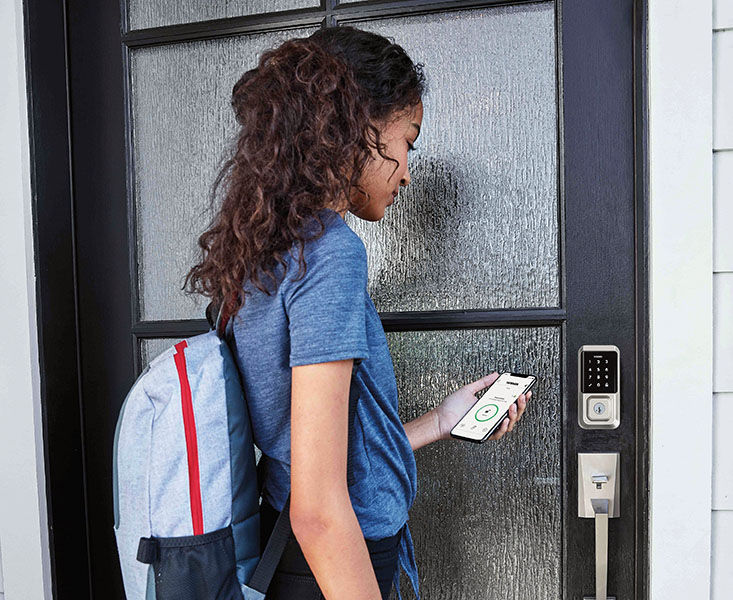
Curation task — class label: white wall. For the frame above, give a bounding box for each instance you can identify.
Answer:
[648,0,715,598]
[0,0,53,598]
[712,1,733,597]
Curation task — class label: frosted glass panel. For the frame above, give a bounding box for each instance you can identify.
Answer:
[347,5,559,311]
[140,337,180,365]
[386,326,561,599]
[128,0,319,31]
[131,27,318,321]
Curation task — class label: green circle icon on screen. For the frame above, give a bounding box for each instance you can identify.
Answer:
[474,404,499,422]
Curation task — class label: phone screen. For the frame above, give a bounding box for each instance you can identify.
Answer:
[450,372,536,442]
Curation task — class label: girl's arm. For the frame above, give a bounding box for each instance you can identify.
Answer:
[290,358,382,600]
[402,409,442,452]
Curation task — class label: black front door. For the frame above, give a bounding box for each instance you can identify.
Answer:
[33,0,648,597]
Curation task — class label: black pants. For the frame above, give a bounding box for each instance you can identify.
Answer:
[259,498,400,600]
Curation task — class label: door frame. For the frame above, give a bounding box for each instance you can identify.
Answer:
[23,0,650,597]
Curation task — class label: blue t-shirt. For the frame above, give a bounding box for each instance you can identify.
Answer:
[231,208,420,599]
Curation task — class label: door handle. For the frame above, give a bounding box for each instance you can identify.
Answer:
[591,498,609,600]
[579,453,619,600]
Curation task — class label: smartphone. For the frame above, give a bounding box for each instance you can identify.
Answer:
[449,372,536,443]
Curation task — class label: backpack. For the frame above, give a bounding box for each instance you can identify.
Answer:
[112,301,297,599]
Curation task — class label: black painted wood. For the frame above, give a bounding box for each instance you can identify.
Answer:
[561,0,639,597]
[121,0,541,47]
[131,308,568,339]
[65,0,133,596]
[633,0,650,597]
[22,0,90,597]
[27,0,649,597]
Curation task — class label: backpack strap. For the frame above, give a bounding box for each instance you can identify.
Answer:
[205,296,236,340]
[245,493,292,595]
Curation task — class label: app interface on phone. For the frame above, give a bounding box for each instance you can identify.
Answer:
[452,373,533,440]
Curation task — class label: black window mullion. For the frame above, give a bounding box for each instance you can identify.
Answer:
[121,0,547,47]
[132,307,566,341]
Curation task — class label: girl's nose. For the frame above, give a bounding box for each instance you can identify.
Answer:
[401,168,411,187]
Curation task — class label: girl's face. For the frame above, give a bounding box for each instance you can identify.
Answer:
[340,99,423,222]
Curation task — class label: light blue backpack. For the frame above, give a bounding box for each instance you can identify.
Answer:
[112,303,295,599]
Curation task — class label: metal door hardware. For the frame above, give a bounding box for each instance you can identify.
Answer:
[579,453,619,600]
[578,345,620,429]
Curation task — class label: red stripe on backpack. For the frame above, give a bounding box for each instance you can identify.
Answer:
[173,340,204,535]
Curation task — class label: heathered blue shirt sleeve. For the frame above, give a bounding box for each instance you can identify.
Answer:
[283,224,370,368]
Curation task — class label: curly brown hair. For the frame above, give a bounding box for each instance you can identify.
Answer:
[183,26,425,326]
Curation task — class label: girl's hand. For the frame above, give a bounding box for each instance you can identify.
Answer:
[433,372,531,441]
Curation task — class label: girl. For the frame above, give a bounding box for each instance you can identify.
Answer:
[185,25,530,600]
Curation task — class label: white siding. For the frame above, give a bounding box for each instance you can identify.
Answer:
[712,2,733,596]
[714,276,733,393]
[716,0,733,30]
[715,152,733,270]
[713,29,733,151]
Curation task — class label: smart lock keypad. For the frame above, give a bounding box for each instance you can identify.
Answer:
[582,351,617,393]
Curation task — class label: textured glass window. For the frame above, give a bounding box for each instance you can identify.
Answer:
[131,27,318,321]
[127,0,319,31]
[386,326,561,599]
[139,323,561,600]
[131,2,559,318]
[347,4,560,311]
[140,337,180,365]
